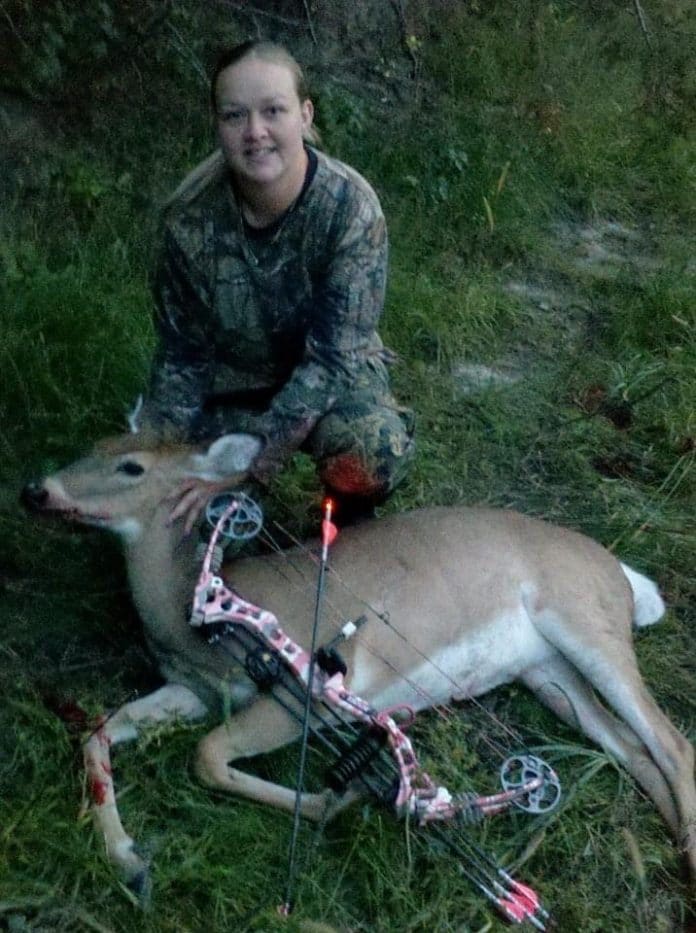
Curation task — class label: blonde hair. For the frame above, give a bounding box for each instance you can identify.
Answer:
[164,40,319,211]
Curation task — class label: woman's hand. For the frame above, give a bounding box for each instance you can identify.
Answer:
[166,477,241,537]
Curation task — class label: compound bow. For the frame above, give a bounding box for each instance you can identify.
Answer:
[191,494,562,929]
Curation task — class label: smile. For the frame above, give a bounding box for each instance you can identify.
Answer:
[244,147,277,159]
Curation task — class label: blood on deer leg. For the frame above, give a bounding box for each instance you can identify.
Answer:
[84,684,208,893]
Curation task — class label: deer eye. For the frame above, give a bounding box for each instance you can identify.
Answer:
[117,460,145,476]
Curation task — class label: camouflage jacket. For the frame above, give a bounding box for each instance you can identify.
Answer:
[142,147,392,481]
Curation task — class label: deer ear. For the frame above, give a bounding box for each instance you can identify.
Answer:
[189,434,262,480]
[126,395,144,434]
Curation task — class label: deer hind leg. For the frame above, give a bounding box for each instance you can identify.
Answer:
[84,684,208,894]
[195,695,352,822]
[531,607,696,881]
[597,658,696,879]
[522,655,681,834]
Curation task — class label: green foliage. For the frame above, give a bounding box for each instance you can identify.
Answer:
[0,181,153,466]
[314,82,370,152]
[415,1,695,220]
[2,0,209,102]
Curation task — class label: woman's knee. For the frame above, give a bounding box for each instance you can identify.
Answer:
[309,405,415,496]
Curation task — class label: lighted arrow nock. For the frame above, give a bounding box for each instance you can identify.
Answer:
[321,496,338,560]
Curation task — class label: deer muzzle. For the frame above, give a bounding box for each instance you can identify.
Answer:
[20,482,49,512]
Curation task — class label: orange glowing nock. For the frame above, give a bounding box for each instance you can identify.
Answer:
[321,497,338,557]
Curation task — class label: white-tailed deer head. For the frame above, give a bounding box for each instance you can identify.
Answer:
[22,433,262,540]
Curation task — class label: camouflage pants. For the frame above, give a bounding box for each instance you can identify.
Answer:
[197,372,415,498]
[306,391,415,497]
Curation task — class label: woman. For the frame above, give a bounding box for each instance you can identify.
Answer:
[140,40,415,531]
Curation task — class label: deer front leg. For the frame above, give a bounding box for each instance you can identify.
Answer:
[84,684,208,894]
[195,695,357,821]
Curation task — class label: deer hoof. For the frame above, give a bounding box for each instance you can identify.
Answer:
[320,786,363,822]
[125,866,151,904]
[110,839,150,902]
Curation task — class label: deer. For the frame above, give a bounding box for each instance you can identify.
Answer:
[21,431,696,898]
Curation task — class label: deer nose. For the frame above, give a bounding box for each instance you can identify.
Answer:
[20,482,49,511]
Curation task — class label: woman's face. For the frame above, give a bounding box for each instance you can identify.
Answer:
[215,56,313,191]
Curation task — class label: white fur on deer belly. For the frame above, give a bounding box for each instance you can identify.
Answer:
[354,604,550,712]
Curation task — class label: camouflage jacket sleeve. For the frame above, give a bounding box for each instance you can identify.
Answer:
[140,226,215,438]
[249,190,388,482]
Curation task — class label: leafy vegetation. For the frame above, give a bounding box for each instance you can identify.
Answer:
[1,2,694,931]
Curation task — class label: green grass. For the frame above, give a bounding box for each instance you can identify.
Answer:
[1,2,695,931]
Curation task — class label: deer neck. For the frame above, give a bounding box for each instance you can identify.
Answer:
[121,504,200,635]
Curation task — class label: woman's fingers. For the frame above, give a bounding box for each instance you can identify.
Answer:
[166,478,247,535]
[183,495,206,536]
[170,494,197,529]
[165,479,197,507]
[167,482,207,530]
